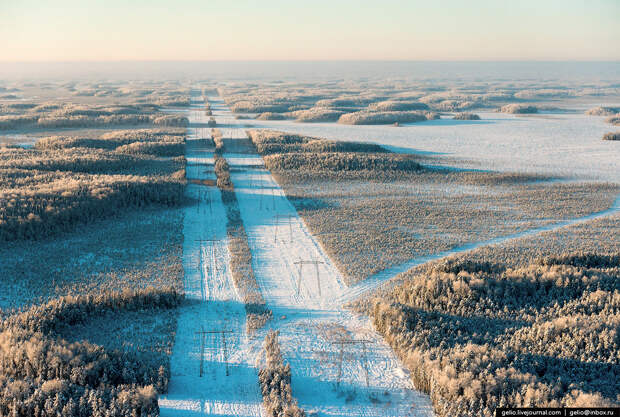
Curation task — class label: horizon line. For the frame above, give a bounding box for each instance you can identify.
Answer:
[2,59,620,64]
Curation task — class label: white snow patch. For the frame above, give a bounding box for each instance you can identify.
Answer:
[244,112,620,181]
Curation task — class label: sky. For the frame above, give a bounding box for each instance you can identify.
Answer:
[1,0,619,62]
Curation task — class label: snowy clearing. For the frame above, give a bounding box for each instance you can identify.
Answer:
[244,112,620,181]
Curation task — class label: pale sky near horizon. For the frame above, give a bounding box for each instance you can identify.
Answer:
[1,0,619,62]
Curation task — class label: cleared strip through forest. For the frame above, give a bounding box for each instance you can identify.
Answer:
[158,92,264,417]
[209,94,435,417]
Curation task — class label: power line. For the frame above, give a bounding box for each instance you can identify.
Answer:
[274,213,295,243]
[332,339,373,388]
[194,328,235,377]
[293,258,325,297]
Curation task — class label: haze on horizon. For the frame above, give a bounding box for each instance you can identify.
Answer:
[1,0,619,62]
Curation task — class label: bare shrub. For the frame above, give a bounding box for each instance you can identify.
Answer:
[498,104,538,114]
[453,112,481,120]
[585,106,618,116]
[258,330,306,417]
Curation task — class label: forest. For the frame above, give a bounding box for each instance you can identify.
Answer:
[258,330,306,417]
[358,253,619,416]
[0,127,186,241]
[0,287,183,417]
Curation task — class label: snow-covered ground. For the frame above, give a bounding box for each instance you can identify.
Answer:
[159,97,264,417]
[210,96,435,417]
[0,133,35,147]
[242,111,620,181]
[338,194,620,304]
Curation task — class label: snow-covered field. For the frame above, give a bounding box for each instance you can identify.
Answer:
[243,112,620,181]
[0,133,35,147]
